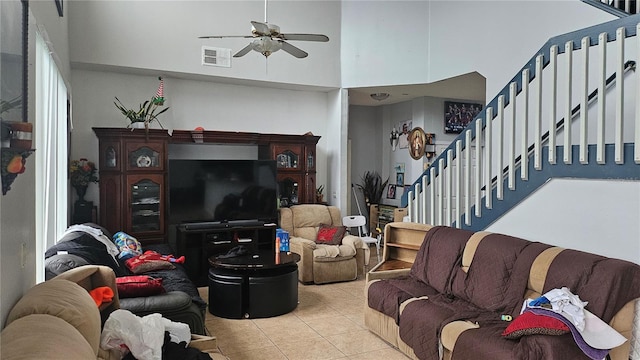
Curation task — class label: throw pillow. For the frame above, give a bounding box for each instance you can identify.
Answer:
[315,224,347,245]
[125,251,176,274]
[502,311,570,339]
[116,276,165,298]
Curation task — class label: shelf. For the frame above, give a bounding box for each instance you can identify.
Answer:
[386,242,421,251]
[374,259,414,271]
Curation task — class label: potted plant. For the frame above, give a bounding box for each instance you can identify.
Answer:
[355,171,388,209]
[114,96,169,132]
[114,77,169,132]
[69,158,98,201]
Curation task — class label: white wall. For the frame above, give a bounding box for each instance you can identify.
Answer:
[487,179,640,264]
[68,0,341,88]
[1,2,70,327]
[70,69,332,205]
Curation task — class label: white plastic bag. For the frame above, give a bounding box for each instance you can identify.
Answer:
[100,310,164,360]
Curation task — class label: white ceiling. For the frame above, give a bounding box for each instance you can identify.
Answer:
[348,72,487,107]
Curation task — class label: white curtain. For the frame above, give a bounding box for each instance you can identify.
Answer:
[35,31,68,282]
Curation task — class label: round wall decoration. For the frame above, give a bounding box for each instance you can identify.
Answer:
[408,127,427,160]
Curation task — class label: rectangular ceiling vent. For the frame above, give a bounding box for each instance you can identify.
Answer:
[202,46,231,68]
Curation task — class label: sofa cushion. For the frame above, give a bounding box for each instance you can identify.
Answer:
[6,279,102,354]
[409,226,473,294]
[315,224,347,245]
[313,243,356,259]
[368,276,438,323]
[0,314,97,359]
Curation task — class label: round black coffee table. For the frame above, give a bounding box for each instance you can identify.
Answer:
[208,250,300,319]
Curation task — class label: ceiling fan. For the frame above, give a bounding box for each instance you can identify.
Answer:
[198,0,329,58]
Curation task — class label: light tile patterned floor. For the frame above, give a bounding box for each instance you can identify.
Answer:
[199,272,409,360]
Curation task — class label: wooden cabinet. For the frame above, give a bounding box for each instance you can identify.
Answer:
[366,222,433,282]
[94,128,169,244]
[93,128,320,243]
[258,134,320,206]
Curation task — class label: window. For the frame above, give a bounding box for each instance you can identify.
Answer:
[35,31,68,282]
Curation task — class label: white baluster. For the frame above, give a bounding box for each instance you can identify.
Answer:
[421,175,427,224]
[464,130,472,225]
[475,119,483,217]
[497,96,504,200]
[596,34,606,164]
[522,69,530,180]
[407,190,414,222]
[429,168,436,225]
[579,36,591,164]
[485,107,493,209]
[636,24,640,164]
[509,82,517,190]
[562,41,573,164]
[535,54,543,171]
[615,27,625,164]
[455,140,463,228]
[437,159,444,225]
[445,149,453,226]
[549,45,558,164]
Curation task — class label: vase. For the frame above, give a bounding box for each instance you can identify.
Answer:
[75,185,88,201]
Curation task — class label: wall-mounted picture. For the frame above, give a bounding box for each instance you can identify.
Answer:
[397,120,412,149]
[444,101,483,133]
[396,172,404,186]
[387,184,396,199]
[408,127,427,160]
[394,162,405,174]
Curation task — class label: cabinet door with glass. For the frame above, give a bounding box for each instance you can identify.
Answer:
[277,174,303,207]
[272,144,302,171]
[125,174,164,238]
[125,141,165,172]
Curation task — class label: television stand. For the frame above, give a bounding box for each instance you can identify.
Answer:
[176,222,277,286]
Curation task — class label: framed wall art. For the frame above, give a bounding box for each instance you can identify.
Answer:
[444,101,483,134]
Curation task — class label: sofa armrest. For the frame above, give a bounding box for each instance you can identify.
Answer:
[366,267,412,282]
[52,265,120,315]
[290,236,316,283]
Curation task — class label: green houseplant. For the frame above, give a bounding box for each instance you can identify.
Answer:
[114,96,169,131]
[355,171,388,209]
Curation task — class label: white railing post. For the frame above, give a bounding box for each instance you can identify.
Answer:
[508,82,517,190]
[421,175,428,224]
[455,140,463,228]
[464,130,472,225]
[475,118,483,217]
[615,27,625,164]
[497,96,505,200]
[535,54,544,170]
[429,168,436,225]
[579,36,591,164]
[597,34,606,164]
[522,69,530,181]
[485,107,493,209]
[562,41,573,164]
[445,150,453,226]
[549,45,558,164]
[636,24,640,164]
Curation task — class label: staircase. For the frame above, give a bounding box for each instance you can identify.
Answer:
[402,14,640,231]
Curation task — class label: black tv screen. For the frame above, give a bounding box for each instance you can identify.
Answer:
[168,160,277,225]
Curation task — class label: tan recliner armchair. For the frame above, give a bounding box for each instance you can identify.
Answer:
[279,204,368,284]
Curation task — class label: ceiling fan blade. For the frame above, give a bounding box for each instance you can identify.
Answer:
[280,41,308,58]
[279,33,329,42]
[199,35,253,39]
[233,43,254,57]
[251,21,271,36]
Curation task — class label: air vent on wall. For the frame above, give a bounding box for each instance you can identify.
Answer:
[202,46,231,68]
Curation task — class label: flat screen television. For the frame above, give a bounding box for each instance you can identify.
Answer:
[168,159,277,225]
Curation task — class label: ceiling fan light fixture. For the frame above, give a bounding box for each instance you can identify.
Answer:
[371,93,390,101]
[253,37,282,57]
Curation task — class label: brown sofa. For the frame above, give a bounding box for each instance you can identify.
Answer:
[365,224,640,360]
[279,204,368,284]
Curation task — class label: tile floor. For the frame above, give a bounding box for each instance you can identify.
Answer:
[198,273,409,360]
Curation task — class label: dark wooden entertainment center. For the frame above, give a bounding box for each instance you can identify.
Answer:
[93,127,320,245]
